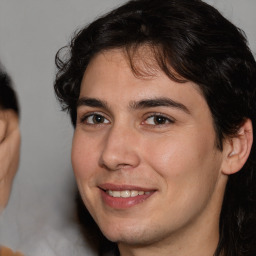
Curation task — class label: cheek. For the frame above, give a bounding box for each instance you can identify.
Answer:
[142,131,223,224]
[143,128,219,183]
[71,133,98,181]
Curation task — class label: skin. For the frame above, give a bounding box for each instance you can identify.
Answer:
[0,246,23,256]
[72,49,232,256]
[0,109,20,212]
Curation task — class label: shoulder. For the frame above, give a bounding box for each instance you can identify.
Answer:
[0,246,23,256]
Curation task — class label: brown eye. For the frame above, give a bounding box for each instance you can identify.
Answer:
[84,114,110,124]
[154,116,168,124]
[144,115,174,125]
[93,115,105,123]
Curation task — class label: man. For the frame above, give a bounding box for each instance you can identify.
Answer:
[54,0,256,255]
[0,67,22,255]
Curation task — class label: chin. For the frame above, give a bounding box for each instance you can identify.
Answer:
[100,222,161,246]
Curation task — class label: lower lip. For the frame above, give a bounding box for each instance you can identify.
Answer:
[100,190,154,209]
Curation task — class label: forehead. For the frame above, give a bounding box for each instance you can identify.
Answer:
[80,49,208,113]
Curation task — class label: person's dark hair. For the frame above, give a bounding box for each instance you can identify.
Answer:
[0,67,19,115]
[54,0,256,255]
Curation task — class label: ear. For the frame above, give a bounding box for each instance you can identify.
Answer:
[221,119,253,175]
[0,109,20,180]
[0,110,20,211]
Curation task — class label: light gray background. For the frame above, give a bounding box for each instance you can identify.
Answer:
[0,1,255,255]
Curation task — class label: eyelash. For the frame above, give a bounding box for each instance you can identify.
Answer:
[79,112,175,126]
[143,113,175,126]
[80,113,110,125]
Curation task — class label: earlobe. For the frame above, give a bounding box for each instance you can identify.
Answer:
[222,119,253,175]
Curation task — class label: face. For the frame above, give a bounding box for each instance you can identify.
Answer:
[0,109,20,211]
[72,49,228,249]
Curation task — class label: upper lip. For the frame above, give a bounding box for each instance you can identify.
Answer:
[99,183,156,192]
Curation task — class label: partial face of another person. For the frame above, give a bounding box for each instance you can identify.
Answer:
[0,109,20,211]
[72,49,230,247]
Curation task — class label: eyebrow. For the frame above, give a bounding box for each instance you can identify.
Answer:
[77,97,190,114]
[77,97,110,110]
[129,98,190,114]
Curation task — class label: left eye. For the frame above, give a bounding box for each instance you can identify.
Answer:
[144,115,173,125]
[84,114,110,124]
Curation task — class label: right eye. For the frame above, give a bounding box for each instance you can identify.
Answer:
[81,114,110,125]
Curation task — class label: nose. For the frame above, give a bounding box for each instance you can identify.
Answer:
[99,124,140,171]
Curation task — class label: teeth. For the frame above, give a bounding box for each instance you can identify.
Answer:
[121,190,130,198]
[112,191,121,197]
[131,190,139,197]
[106,190,149,198]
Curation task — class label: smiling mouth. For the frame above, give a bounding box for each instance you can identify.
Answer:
[106,190,151,198]
[99,185,156,209]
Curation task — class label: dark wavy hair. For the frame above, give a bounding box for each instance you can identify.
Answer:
[0,66,19,115]
[54,0,256,255]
